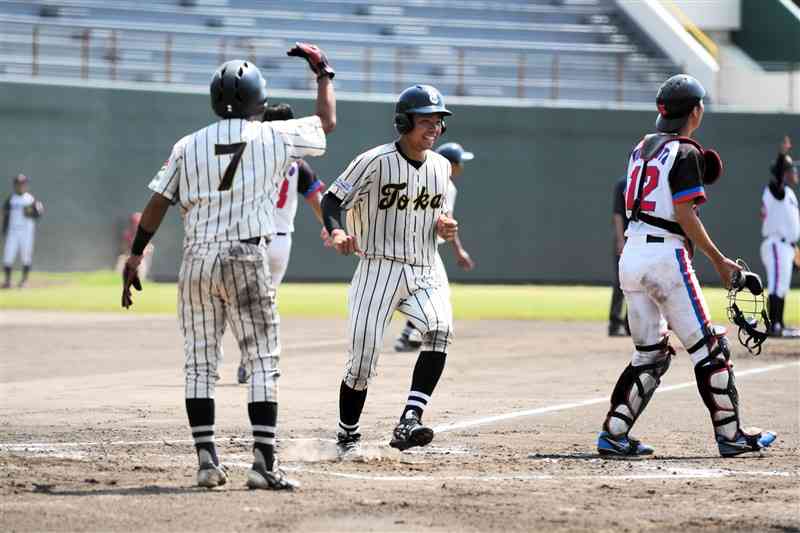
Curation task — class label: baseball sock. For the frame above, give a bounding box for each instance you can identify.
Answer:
[3,266,10,286]
[776,296,785,328]
[248,401,277,470]
[402,351,447,420]
[20,265,30,283]
[185,398,219,466]
[338,381,367,437]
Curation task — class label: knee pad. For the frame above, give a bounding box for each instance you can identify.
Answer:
[692,328,739,440]
[604,336,674,437]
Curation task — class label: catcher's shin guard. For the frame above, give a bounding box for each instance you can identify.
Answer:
[603,337,674,437]
[692,330,740,441]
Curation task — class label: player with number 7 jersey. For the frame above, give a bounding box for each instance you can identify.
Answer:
[120,49,336,491]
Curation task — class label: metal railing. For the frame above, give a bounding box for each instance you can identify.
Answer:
[8,23,676,104]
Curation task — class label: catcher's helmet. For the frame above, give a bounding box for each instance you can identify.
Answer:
[394,84,452,135]
[210,60,269,119]
[436,142,474,164]
[655,74,705,133]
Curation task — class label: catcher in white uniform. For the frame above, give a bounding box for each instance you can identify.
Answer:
[321,84,458,453]
[394,142,475,352]
[2,174,43,289]
[760,136,800,337]
[121,45,336,490]
[235,103,326,384]
[596,75,776,458]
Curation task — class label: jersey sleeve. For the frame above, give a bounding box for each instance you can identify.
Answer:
[668,145,706,205]
[327,151,378,209]
[148,137,187,204]
[295,160,324,198]
[271,116,326,160]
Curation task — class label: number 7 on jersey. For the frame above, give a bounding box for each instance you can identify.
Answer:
[214,142,247,191]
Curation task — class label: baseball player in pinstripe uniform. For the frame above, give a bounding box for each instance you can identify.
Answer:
[321,84,458,453]
[121,44,336,489]
[394,142,475,352]
[235,103,327,384]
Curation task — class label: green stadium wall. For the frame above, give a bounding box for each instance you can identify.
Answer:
[0,81,797,285]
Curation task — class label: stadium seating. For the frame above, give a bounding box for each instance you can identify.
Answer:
[0,0,679,104]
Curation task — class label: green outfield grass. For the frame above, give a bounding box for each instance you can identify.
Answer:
[3,270,797,324]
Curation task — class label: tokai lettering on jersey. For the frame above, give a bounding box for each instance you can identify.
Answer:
[378,183,444,211]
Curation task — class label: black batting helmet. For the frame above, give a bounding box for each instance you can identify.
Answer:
[436,143,474,164]
[655,74,705,133]
[394,84,452,134]
[210,60,269,119]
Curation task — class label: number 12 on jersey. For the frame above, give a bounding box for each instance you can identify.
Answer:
[625,164,660,212]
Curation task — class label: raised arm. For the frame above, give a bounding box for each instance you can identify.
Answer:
[287,42,336,133]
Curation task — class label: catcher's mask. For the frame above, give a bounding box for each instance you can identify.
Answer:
[726,261,770,355]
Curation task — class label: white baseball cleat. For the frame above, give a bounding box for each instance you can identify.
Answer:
[196,462,227,488]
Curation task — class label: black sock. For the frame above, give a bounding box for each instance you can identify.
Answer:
[776,296,785,328]
[338,381,367,436]
[768,295,778,326]
[185,398,218,466]
[248,401,277,469]
[21,265,30,282]
[402,351,447,420]
[3,266,10,284]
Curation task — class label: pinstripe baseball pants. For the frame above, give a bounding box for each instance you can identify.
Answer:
[179,241,280,403]
[344,257,454,390]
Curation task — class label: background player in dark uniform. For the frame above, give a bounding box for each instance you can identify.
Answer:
[608,176,630,337]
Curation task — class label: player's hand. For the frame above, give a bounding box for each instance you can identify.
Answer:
[713,256,743,289]
[331,229,361,256]
[287,42,335,80]
[781,135,792,154]
[436,214,458,242]
[456,250,475,271]
[121,255,143,309]
[320,227,334,248]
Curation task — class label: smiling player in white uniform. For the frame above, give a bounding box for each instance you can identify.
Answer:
[321,84,459,453]
[596,75,776,459]
[394,142,475,352]
[120,44,336,490]
[760,136,800,337]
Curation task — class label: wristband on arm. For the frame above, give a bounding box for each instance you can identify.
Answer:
[131,226,154,256]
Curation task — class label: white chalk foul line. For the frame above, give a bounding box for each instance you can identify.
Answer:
[433,361,800,433]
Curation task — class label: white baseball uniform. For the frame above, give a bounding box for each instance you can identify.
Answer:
[620,136,715,366]
[269,160,324,286]
[148,116,325,402]
[328,142,454,390]
[760,184,799,298]
[433,183,458,310]
[3,192,37,267]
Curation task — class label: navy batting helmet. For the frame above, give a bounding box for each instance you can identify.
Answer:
[436,143,474,164]
[655,74,705,133]
[210,60,269,119]
[394,84,452,134]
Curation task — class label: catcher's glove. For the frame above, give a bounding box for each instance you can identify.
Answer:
[287,42,335,80]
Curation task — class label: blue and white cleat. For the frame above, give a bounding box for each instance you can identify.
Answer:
[717,429,777,458]
[597,431,654,457]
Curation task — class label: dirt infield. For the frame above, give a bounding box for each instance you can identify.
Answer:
[1,310,798,532]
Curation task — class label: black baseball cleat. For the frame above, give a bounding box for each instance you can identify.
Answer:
[389,413,434,451]
[246,460,298,490]
[336,431,362,457]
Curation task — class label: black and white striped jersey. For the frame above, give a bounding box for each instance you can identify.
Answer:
[327,142,451,267]
[149,116,325,245]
